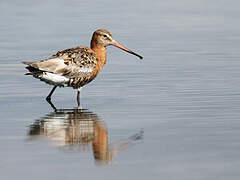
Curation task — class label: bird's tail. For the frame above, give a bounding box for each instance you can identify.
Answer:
[24,72,33,75]
[22,61,34,65]
[22,61,41,76]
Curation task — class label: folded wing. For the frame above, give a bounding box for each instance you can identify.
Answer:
[23,47,98,87]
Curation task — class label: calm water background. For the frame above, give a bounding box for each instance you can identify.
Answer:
[1,0,240,179]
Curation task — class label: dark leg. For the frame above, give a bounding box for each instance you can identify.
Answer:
[46,86,57,101]
[77,87,82,108]
[47,98,57,111]
[46,86,57,111]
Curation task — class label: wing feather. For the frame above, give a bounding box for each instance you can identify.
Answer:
[23,46,97,80]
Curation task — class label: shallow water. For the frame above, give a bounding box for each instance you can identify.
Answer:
[1,0,240,179]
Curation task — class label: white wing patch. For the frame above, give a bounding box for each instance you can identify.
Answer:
[60,66,94,78]
[78,67,93,73]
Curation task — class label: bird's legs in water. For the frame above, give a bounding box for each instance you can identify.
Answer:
[45,86,82,110]
[46,86,57,111]
[77,87,82,108]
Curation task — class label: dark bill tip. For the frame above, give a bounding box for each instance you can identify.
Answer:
[129,51,143,59]
[111,40,143,60]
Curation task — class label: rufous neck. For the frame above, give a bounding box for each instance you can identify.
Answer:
[91,40,107,66]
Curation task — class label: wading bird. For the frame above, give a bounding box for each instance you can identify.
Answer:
[23,29,143,108]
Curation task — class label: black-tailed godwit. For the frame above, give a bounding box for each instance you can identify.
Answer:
[23,29,143,108]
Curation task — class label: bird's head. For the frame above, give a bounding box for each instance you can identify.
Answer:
[91,29,143,59]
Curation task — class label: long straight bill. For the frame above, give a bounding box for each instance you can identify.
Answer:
[110,40,143,59]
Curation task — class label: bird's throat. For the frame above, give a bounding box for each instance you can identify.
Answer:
[91,42,107,70]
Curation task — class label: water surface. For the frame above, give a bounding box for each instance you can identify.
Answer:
[1,0,240,179]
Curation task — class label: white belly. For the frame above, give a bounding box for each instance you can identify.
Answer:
[40,72,69,86]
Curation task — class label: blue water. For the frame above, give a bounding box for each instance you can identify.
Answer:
[1,0,240,179]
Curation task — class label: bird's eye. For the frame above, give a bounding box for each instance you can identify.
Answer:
[103,34,108,38]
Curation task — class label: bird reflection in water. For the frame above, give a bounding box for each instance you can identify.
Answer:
[28,109,143,165]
